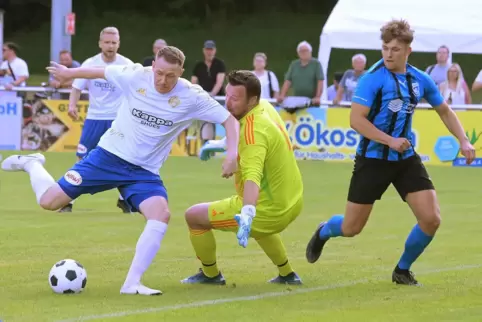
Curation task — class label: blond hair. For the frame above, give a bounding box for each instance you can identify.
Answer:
[156,46,185,66]
[254,52,267,61]
[99,27,119,39]
[445,63,465,90]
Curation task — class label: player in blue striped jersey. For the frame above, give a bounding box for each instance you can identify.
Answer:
[306,19,476,285]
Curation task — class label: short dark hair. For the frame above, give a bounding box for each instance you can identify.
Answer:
[59,50,72,56]
[155,46,185,66]
[380,19,414,45]
[3,42,19,55]
[438,45,450,54]
[227,70,261,103]
[334,71,344,82]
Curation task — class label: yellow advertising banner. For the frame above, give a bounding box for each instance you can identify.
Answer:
[21,99,88,152]
[21,99,205,156]
[277,107,482,167]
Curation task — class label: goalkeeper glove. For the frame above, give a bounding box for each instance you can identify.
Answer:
[234,205,256,248]
[198,137,227,161]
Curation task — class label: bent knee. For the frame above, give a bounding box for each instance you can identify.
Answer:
[184,203,211,229]
[419,212,441,233]
[153,208,171,223]
[39,195,61,211]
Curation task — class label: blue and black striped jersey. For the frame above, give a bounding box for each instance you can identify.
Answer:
[352,59,444,161]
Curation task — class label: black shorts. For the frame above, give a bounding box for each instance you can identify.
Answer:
[347,154,435,204]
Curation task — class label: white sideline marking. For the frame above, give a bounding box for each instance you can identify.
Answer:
[57,263,482,322]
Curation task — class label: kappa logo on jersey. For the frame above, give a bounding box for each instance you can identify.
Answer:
[132,108,173,129]
[136,88,146,96]
[64,170,82,186]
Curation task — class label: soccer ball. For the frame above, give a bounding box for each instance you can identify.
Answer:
[48,259,87,294]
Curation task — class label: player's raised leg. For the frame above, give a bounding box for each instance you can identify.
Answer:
[306,157,391,263]
[119,189,170,295]
[391,157,441,285]
[1,153,73,210]
[181,202,228,285]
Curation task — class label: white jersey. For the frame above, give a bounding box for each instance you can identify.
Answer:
[72,53,133,120]
[98,63,230,174]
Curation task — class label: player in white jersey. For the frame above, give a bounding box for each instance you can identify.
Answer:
[1,46,240,295]
[62,26,134,214]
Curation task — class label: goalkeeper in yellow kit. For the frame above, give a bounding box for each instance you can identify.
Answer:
[181,70,304,286]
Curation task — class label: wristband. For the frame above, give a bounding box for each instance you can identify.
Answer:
[241,205,256,218]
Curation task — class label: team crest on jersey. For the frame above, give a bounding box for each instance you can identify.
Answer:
[411,82,420,98]
[168,96,180,108]
[136,88,146,96]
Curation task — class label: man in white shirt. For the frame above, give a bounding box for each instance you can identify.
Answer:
[0,42,29,89]
[65,26,133,213]
[1,46,240,296]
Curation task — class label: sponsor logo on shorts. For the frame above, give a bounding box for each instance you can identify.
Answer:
[64,170,82,186]
[77,144,87,154]
[132,108,173,129]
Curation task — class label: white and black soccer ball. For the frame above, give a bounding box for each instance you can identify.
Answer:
[48,259,87,294]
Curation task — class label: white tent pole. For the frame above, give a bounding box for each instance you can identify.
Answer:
[318,33,332,102]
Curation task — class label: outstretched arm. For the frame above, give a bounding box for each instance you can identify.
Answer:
[65,67,106,80]
[47,62,105,82]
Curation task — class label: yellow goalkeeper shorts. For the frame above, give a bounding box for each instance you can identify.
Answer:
[208,195,302,239]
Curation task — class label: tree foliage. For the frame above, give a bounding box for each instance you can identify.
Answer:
[3,0,337,36]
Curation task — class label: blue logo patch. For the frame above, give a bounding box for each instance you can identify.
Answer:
[434,136,459,162]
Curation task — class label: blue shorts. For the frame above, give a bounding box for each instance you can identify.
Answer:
[58,147,168,212]
[77,119,114,158]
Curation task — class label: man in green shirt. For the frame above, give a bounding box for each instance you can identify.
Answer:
[278,41,325,106]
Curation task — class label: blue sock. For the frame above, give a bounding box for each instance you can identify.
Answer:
[318,214,344,239]
[397,224,434,270]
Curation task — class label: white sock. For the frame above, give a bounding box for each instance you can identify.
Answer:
[24,161,56,204]
[118,194,124,201]
[123,220,168,287]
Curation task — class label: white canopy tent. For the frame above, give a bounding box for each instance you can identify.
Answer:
[318,0,482,99]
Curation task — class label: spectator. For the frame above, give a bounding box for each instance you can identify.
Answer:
[278,40,324,106]
[49,50,80,89]
[438,63,471,105]
[142,39,167,67]
[191,40,226,143]
[191,40,226,97]
[0,42,29,90]
[472,69,482,100]
[425,45,450,85]
[327,71,344,101]
[333,53,367,104]
[252,52,279,100]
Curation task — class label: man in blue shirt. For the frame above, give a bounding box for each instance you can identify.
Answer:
[305,19,476,285]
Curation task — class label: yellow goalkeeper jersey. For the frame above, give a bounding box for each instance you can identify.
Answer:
[234,99,303,216]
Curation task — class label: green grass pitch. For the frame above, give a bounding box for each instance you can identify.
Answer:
[0,152,481,322]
